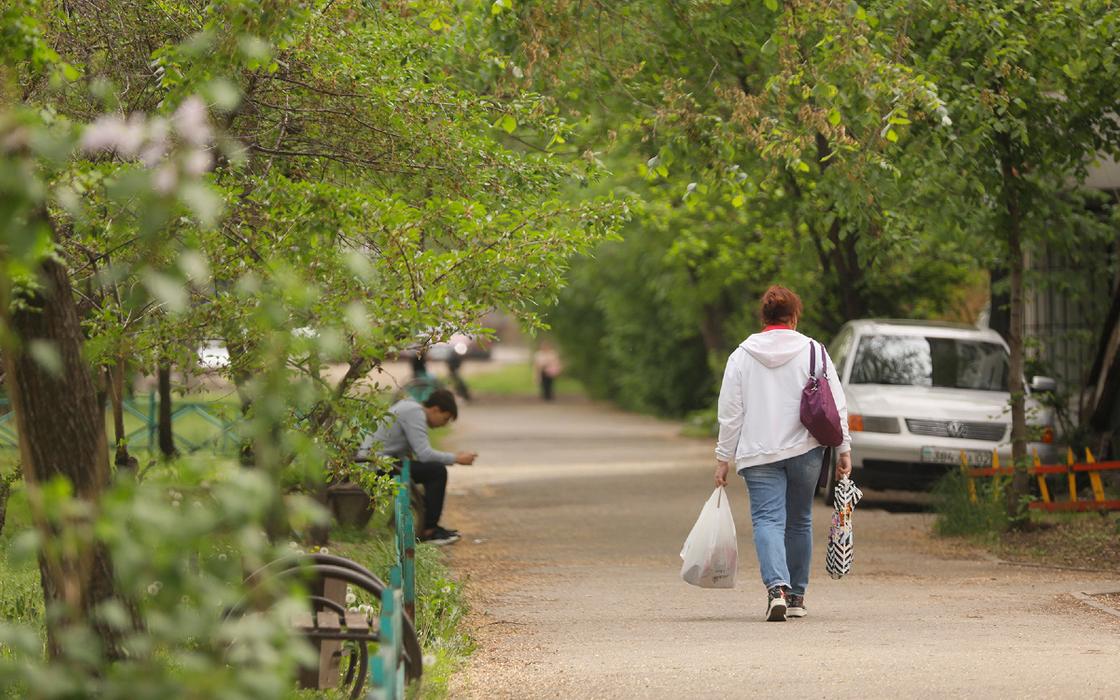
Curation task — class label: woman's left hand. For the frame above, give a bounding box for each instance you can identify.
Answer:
[714,460,729,487]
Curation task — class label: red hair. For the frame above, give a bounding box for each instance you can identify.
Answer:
[759,285,803,326]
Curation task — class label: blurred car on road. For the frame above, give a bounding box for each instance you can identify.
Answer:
[827,319,1058,494]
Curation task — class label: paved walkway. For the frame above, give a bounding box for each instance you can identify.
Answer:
[442,396,1120,699]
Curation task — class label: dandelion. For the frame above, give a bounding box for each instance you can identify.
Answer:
[147,581,162,596]
[345,592,357,605]
[318,547,329,555]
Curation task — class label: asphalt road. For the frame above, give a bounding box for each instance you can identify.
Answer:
[441,395,1120,699]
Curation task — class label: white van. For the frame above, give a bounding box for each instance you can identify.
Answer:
[828,319,1059,492]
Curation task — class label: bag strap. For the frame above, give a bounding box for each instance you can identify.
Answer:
[807,341,832,380]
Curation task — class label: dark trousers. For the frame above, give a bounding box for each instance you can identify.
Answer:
[540,372,555,401]
[395,460,448,530]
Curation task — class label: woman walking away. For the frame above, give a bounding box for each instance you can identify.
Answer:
[713,286,852,621]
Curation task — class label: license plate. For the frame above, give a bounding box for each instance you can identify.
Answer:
[920,447,993,467]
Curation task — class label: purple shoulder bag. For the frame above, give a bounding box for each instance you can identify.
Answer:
[800,341,844,447]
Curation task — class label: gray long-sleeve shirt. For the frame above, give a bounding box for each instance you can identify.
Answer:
[357,398,455,465]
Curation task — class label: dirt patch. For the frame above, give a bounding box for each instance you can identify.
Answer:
[1094,592,1120,610]
[996,512,1120,572]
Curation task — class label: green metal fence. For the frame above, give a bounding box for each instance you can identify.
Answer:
[0,393,242,453]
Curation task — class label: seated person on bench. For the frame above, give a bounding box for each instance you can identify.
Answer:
[357,389,477,545]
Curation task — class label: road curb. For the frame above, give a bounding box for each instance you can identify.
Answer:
[1072,590,1120,620]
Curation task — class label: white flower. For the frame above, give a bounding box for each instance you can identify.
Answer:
[147,581,162,595]
[151,164,177,194]
[81,114,147,157]
[139,118,169,166]
[345,592,357,605]
[317,547,329,555]
[173,97,213,146]
[184,148,213,176]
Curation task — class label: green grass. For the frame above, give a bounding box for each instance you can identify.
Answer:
[0,482,46,662]
[931,468,1011,538]
[467,361,583,398]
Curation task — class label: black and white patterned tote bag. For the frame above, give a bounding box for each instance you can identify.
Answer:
[826,476,863,580]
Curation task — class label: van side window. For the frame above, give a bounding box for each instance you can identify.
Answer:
[829,328,854,379]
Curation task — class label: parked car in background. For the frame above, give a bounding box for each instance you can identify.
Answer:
[827,319,1059,494]
[399,331,492,361]
[197,339,230,370]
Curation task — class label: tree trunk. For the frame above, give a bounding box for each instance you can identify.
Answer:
[1002,155,1030,519]
[108,360,133,469]
[988,265,1011,340]
[157,363,176,458]
[1,252,125,658]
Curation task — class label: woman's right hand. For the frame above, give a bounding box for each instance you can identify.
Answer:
[714,460,729,487]
[836,452,852,481]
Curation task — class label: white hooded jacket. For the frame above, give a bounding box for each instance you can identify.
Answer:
[716,329,851,471]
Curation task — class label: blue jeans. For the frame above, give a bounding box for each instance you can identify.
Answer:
[740,447,824,596]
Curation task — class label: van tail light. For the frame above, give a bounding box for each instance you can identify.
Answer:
[849,415,864,432]
[1042,426,1054,444]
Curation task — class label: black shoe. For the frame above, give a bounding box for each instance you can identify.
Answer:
[419,526,461,546]
[766,586,787,622]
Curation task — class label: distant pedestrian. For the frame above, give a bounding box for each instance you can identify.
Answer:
[447,351,472,401]
[713,285,852,621]
[410,351,428,379]
[534,342,563,401]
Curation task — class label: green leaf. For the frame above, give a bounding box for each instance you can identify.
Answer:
[731,194,745,208]
[764,0,779,11]
[828,108,842,126]
[885,128,899,143]
[495,114,517,133]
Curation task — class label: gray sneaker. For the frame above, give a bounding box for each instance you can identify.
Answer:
[787,594,806,618]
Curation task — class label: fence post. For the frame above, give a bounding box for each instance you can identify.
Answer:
[1032,449,1051,503]
[147,391,157,453]
[368,587,405,700]
[989,450,1001,503]
[1086,448,1106,503]
[1066,447,1078,504]
[395,460,416,620]
[960,451,978,504]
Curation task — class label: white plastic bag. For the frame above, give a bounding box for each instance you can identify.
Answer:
[679,486,738,588]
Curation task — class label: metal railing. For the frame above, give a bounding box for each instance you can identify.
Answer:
[0,393,242,453]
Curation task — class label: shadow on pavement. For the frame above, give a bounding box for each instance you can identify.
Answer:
[854,489,936,514]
